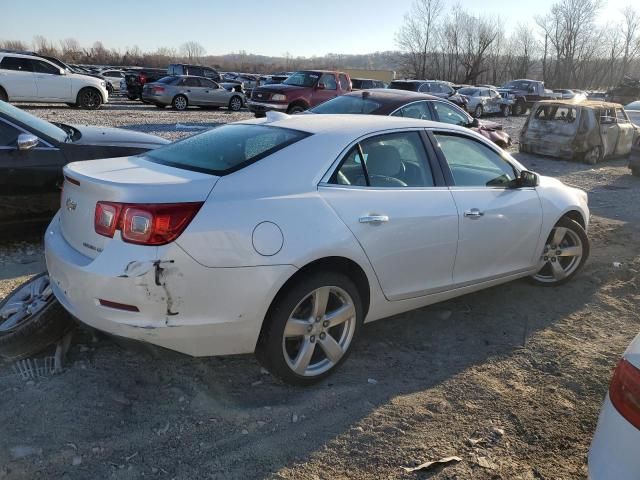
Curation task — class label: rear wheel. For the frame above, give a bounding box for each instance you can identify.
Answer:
[514,101,526,116]
[501,105,511,117]
[0,87,7,102]
[0,273,75,360]
[172,95,188,111]
[77,88,102,110]
[530,217,589,286]
[256,272,363,386]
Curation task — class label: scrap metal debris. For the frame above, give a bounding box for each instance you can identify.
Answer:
[401,456,462,473]
[13,357,56,380]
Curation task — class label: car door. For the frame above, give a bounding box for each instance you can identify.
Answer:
[488,89,501,113]
[311,73,338,106]
[0,117,65,226]
[318,130,459,301]
[431,131,543,284]
[0,57,37,100]
[181,77,205,105]
[30,59,71,101]
[200,78,229,106]
[599,108,620,156]
[614,108,635,155]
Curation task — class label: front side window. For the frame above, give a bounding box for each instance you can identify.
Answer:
[182,77,200,87]
[188,67,204,76]
[310,95,381,114]
[200,78,218,89]
[144,124,310,175]
[616,108,629,123]
[418,83,432,93]
[434,133,516,187]
[319,74,337,90]
[338,74,350,90]
[600,108,616,125]
[330,132,434,188]
[392,101,433,120]
[432,102,470,126]
[0,120,20,146]
[30,60,59,75]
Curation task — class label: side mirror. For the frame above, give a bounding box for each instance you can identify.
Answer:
[517,170,539,188]
[17,133,39,151]
[59,68,66,75]
[316,83,325,90]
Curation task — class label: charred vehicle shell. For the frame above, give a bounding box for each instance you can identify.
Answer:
[519,100,638,164]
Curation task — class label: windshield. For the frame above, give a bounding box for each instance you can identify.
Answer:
[310,95,381,114]
[0,100,67,143]
[143,124,310,175]
[458,88,479,96]
[502,81,531,90]
[283,72,320,87]
[626,101,640,110]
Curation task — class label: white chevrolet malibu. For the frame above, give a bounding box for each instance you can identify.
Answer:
[589,334,640,479]
[45,114,590,385]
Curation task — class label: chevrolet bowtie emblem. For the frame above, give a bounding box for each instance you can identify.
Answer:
[66,198,77,212]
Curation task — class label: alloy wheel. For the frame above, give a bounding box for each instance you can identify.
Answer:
[82,90,100,109]
[174,96,188,110]
[229,97,242,111]
[282,286,357,377]
[532,227,583,283]
[0,275,53,334]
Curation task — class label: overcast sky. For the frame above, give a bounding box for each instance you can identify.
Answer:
[2,0,636,57]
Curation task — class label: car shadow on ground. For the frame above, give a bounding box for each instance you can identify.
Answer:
[0,259,605,477]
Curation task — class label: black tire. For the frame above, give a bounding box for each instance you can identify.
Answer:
[513,101,526,116]
[172,95,188,111]
[474,104,483,118]
[77,87,102,110]
[583,146,603,165]
[529,217,590,287]
[287,104,307,114]
[0,273,75,360]
[501,105,511,117]
[255,271,364,386]
[0,87,7,102]
[228,95,243,111]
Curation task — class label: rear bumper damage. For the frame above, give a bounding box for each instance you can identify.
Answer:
[45,212,296,356]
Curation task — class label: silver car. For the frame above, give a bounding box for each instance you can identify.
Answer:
[142,75,245,111]
[458,87,512,118]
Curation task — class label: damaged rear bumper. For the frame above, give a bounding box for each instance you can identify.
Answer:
[44,213,296,357]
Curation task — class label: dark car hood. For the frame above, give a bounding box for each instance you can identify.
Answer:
[254,83,308,95]
[72,125,169,149]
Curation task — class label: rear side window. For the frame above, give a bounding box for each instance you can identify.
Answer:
[319,74,337,90]
[30,59,59,74]
[311,95,381,114]
[339,74,350,90]
[189,67,204,76]
[534,106,577,122]
[392,101,433,120]
[144,124,310,175]
[0,57,31,71]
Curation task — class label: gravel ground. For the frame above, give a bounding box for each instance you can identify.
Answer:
[1,103,639,480]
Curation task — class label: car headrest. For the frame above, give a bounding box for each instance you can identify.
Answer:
[365,145,404,177]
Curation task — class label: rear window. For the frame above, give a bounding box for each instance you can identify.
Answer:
[534,105,577,123]
[310,95,381,114]
[156,76,178,84]
[389,81,417,91]
[143,124,310,175]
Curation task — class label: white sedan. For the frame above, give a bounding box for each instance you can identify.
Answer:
[589,334,640,479]
[45,113,590,385]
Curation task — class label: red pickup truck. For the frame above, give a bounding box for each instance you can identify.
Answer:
[249,70,351,117]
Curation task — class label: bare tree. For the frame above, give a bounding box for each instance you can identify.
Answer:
[509,24,539,79]
[180,41,205,62]
[620,5,640,81]
[395,0,443,78]
[0,39,28,51]
[59,38,81,62]
[458,13,500,84]
[33,35,58,56]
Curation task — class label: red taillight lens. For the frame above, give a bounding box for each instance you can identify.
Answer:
[94,202,202,245]
[153,86,165,93]
[139,74,147,85]
[609,358,640,430]
[94,202,122,238]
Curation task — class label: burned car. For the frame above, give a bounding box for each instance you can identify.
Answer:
[519,100,637,164]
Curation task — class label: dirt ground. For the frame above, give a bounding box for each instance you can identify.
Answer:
[1,103,639,479]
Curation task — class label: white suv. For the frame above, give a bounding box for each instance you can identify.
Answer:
[0,52,109,109]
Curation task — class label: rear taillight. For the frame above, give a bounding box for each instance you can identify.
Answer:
[153,86,165,93]
[609,358,640,430]
[139,74,147,85]
[94,202,202,245]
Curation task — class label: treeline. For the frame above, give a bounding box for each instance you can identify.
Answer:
[2,0,639,89]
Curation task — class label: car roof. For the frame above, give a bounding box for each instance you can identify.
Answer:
[534,99,623,109]
[344,88,439,102]
[241,113,468,136]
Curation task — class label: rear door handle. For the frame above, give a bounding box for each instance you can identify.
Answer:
[464,208,484,219]
[359,215,389,224]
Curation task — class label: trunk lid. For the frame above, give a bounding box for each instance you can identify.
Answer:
[61,156,218,259]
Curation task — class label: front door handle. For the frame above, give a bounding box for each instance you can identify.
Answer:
[464,208,484,219]
[359,215,389,224]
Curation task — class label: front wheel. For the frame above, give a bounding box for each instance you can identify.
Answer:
[474,104,483,118]
[228,95,243,111]
[256,272,363,386]
[513,102,526,116]
[530,217,589,286]
[287,104,306,114]
[77,88,102,110]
